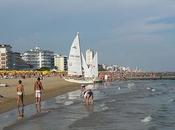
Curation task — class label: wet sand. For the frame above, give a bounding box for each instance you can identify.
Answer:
[0,77,80,114]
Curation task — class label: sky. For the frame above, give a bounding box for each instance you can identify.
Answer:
[0,0,175,72]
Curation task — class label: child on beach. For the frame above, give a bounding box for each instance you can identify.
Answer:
[16,80,24,118]
[80,84,86,97]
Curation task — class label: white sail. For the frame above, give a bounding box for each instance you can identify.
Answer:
[81,53,92,78]
[68,32,82,76]
[94,52,99,77]
[66,32,101,83]
[90,52,98,78]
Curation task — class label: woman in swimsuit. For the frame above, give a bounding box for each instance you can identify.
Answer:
[16,80,24,117]
[84,89,93,105]
[80,85,94,105]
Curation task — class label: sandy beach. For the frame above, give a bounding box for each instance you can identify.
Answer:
[0,77,80,114]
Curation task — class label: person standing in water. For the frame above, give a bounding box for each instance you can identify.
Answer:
[80,85,94,105]
[16,80,24,118]
[84,89,93,105]
[34,77,44,113]
[80,85,86,97]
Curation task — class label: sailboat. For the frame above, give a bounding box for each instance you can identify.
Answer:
[82,53,92,78]
[64,32,100,84]
[67,32,82,76]
[89,52,102,83]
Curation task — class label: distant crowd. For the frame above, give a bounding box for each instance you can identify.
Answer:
[0,71,66,79]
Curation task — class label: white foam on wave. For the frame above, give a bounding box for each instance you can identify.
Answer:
[102,106,109,111]
[64,101,74,106]
[146,87,156,92]
[68,90,80,100]
[108,99,116,103]
[100,103,109,111]
[151,88,156,92]
[55,95,67,104]
[141,115,152,123]
[86,84,94,89]
[56,95,67,99]
[127,82,135,89]
[146,87,151,90]
[100,103,105,107]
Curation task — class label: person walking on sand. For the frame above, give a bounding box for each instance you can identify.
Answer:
[34,77,44,113]
[16,80,24,118]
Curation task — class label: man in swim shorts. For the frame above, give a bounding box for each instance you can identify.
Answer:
[34,77,44,113]
[16,80,24,117]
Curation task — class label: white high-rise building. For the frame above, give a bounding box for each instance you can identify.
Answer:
[0,44,13,69]
[54,55,67,71]
[86,48,95,66]
[22,47,54,69]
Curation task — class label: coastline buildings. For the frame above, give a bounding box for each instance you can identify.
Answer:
[0,44,142,72]
[0,44,13,69]
[12,52,30,69]
[0,44,66,70]
[86,48,95,66]
[22,47,54,69]
[0,44,29,69]
[54,55,68,71]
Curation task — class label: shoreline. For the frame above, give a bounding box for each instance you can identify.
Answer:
[1,76,174,114]
[117,77,175,81]
[0,77,80,114]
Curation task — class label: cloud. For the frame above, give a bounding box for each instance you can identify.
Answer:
[144,23,175,32]
[142,16,175,32]
[1,0,175,71]
[112,15,175,40]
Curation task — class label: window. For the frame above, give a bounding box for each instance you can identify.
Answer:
[1,57,5,60]
[1,61,6,64]
[1,53,6,56]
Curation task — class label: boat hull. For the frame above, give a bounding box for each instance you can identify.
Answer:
[64,78,94,84]
[64,77,103,84]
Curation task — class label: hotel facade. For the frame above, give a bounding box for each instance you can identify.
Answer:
[0,44,29,69]
[0,44,13,69]
[22,47,54,69]
[54,54,67,71]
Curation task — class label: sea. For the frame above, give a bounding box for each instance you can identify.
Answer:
[1,80,175,130]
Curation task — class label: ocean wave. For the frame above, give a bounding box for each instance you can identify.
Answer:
[64,101,74,106]
[141,115,152,123]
